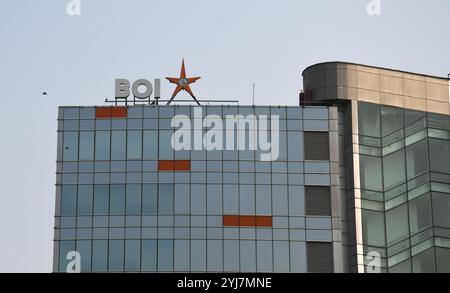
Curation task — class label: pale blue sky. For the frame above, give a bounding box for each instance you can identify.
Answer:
[0,0,449,272]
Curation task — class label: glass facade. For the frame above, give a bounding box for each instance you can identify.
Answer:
[54,105,338,273]
[358,101,450,273]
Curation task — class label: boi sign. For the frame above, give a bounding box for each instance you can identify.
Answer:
[115,78,161,100]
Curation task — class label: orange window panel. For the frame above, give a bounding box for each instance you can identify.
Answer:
[239,216,256,226]
[223,215,273,227]
[95,107,128,118]
[158,160,191,171]
[255,216,272,227]
[95,107,112,118]
[223,215,240,226]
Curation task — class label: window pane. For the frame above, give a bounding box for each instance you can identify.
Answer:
[272,186,288,215]
[406,139,429,179]
[383,149,406,190]
[159,130,173,159]
[207,240,223,271]
[240,241,256,272]
[63,132,78,161]
[207,185,222,215]
[92,240,108,272]
[362,209,386,247]
[412,248,435,273]
[95,131,110,160]
[409,194,432,234]
[191,185,206,215]
[273,241,289,272]
[79,131,94,160]
[358,102,380,137]
[110,185,125,215]
[76,240,91,272]
[127,131,142,159]
[224,240,239,272]
[360,155,382,192]
[386,204,409,245]
[304,132,329,160]
[175,184,189,214]
[126,184,141,215]
[381,106,403,136]
[191,240,206,272]
[306,242,333,273]
[240,185,255,214]
[141,240,157,271]
[93,185,109,215]
[142,184,157,214]
[61,185,77,216]
[109,240,124,271]
[256,185,271,215]
[143,130,158,159]
[111,131,126,160]
[77,185,93,215]
[58,240,75,272]
[432,192,450,228]
[223,185,238,214]
[436,247,450,273]
[389,259,411,273]
[257,241,273,272]
[305,186,331,216]
[174,240,190,271]
[125,240,140,271]
[404,109,425,126]
[290,242,306,273]
[159,184,173,214]
[429,138,450,174]
[158,240,173,271]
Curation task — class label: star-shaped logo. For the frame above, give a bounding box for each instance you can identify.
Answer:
[166,59,201,105]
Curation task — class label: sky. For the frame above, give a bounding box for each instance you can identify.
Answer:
[0,0,449,273]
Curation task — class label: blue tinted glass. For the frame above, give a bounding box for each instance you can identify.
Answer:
[110,185,125,215]
[174,240,190,271]
[126,184,141,215]
[76,240,92,272]
[92,240,108,272]
[93,185,109,215]
[143,130,158,159]
[175,184,190,214]
[191,185,206,215]
[256,185,271,215]
[159,130,173,159]
[207,240,223,271]
[207,185,222,215]
[111,131,126,160]
[79,132,94,160]
[191,240,206,271]
[273,241,290,272]
[239,185,255,214]
[257,241,273,272]
[80,107,95,119]
[61,185,77,216]
[224,240,239,271]
[108,240,124,271]
[141,240,157,271]
[95,131,110,160]
[127,131,142,159]
[272,186,288,215]
[240,241,256,272]
[223,185,238,213]
[158,240,173,271]
[159,184,173,214]
[77,185,93,215]
[142,184,157,214]
[125,240,140,271]
[58,240,75,272]
[63,132,78,161]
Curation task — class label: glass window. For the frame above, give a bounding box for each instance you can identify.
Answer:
[207,240,223,271]
[273,241,290,272]
[436,247,450,273]
[409,194,432,234]
[257,241,273,272]
[191,185,206,215]
[110,185,125,215]
[360,155,382,192]
[141,240,157,271]
[240,241,256,272]
[256,185,271,215]
[79,132,94,160]
[63,132,78,161]
[304,132,329,160]
[389,259,411,273]
[92,240,108,272]
[383,149,406,190]
[142,184,157,214]
[381,106,403,136]
[58,240,75,272]
[240,185,255,214]
[174,240,190,271]
[76,240,91,272]
[362,209,386,247]
[306,242,334,273]
[127,131,142,159]
[191,240,206,272]
[77,185,93,215]
[386,204,409,246]
[432,192,450,228]
[95,131,110,160]
[406,139,429,179]
[126,184,141,215]
[404,109,425,126]
[290,242,306,273]
[143,130,158,159]
[111,131,126,160]
[412,248,435,273]
[305,186,331,216]
[158,240,173,271]
[358,102,381,137]
[125,240,140,271]
[108,240,124,271]
[223,185,238,214]
[429,138,450,174]
[61,185,77,216]
[159,184,173,214]
[224,240,239,272]
[175,184,189,214]
[289,186,305,216]
[159,130,173,159]
[272,186,288,216]
[93,185,109,215]
[207,185,222,215]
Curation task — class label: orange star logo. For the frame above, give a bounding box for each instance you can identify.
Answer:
[166,59,201,105]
